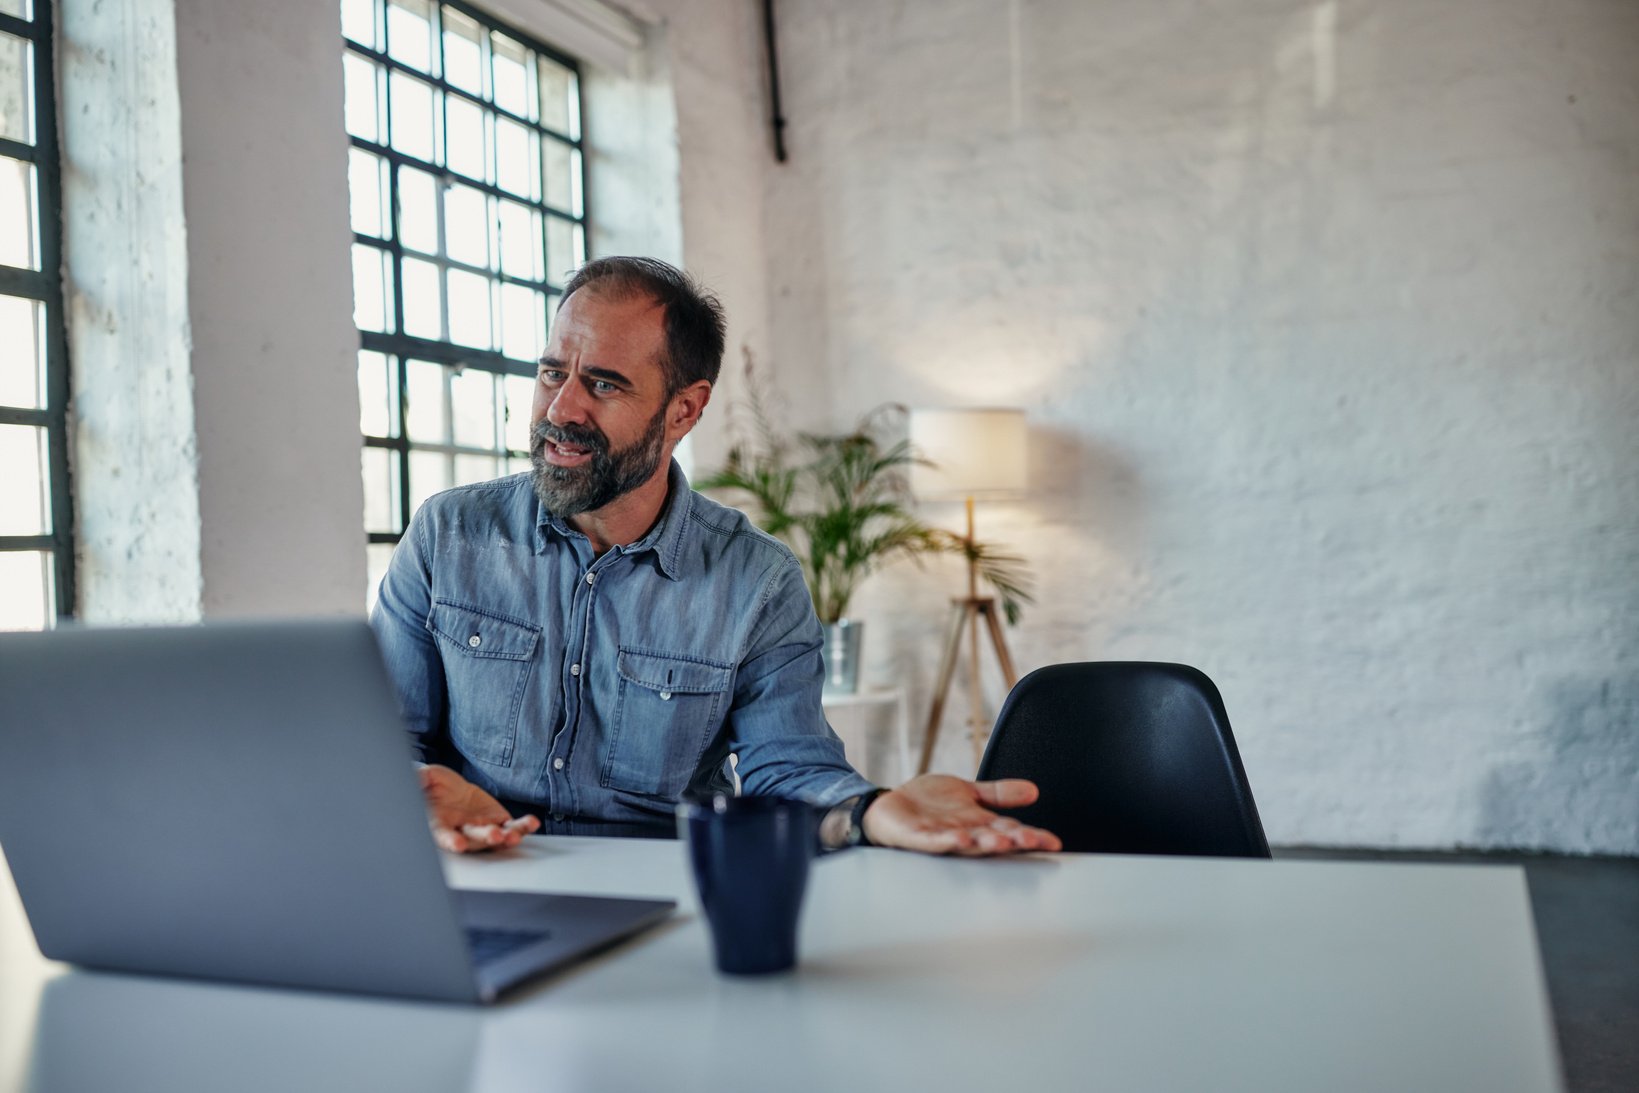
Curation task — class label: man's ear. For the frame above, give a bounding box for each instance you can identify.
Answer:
[667,380,713,439]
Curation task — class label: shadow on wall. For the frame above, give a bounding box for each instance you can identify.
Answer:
[1030,424,1149,566]
[1477,673,1639,855]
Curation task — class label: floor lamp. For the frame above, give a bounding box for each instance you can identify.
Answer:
[909,408,1028,773]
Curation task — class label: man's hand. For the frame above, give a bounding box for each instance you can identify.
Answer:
[419,764,541,853]
[861,774,1061,856]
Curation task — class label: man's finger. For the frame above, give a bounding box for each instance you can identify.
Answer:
[972,827,1012,853]
[971,778,1041,809]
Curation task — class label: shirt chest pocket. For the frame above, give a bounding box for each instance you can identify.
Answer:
[427,601,540,769]
[602,649,733,798]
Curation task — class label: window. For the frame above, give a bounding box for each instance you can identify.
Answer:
[0,0,72,630]
[342,0,587,597]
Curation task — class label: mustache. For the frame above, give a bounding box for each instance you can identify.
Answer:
[530,418,609,456]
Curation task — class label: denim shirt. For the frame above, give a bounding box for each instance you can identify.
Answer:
[370,460,875,837]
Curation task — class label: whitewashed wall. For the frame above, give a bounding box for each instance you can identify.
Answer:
[63,0,365,622]
[760,0,1639,853]
[637,0,782,472]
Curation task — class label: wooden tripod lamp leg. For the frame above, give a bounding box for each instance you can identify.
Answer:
[966,600,986,769]
[966,601,1019,765]
[979,602,1019,687]
[917,601,970,776]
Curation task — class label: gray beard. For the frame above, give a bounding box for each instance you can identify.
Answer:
[529,408,668,518]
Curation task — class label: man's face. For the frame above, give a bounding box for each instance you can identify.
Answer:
[529,289,675,518]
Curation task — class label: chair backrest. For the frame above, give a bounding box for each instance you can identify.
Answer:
[976,662,1271,858]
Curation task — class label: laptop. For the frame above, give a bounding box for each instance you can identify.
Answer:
[0,618,675,1004]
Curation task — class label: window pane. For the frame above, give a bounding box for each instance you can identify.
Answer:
[347,148,389,239]
[341,0,379,50]
[543,292,560,338]
[0,2,33,21]
[361,445,400,534]
[397,165,438,255]
[386,0,434,74]
[444,182,489,268]
[0,33,32,145]
[0,550,50,631]
[444,95,486,181]
[499,283,542,363]
[504,374,534,452]
[350,243,394,333]
[388,71,436,163]
[342,54,383,143]
[0,293,43,409]
[0,423,47,535]
[495,118,537,199]
[447,269,492,349]
[404,358,447,443]
[490,33,531,118]
[497,200,542,280]
[401,256,442,340]
[408,449,451,513]
[366,541,396,611]
[541,139,580,216]
[537,57,577,138]
[545,216,583,283]
[357,349,395,436]
[442,9,484,95]
[0,156,39,270]
[454,453,500,487]
[450,368,497,449]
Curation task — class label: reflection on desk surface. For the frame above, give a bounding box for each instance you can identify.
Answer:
[27,971,481,1093]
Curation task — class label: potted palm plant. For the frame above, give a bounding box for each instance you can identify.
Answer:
[697,356,1031,694]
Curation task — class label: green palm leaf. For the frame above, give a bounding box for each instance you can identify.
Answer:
[700,354,1035,624]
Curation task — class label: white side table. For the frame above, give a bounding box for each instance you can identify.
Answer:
[822,687,911,787]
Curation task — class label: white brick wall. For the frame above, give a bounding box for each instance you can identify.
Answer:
[760,0,1639,853]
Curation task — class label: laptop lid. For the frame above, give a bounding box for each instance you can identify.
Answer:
[0,619,490,1002]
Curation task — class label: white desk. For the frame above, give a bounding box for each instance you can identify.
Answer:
[0,839,1563,1093]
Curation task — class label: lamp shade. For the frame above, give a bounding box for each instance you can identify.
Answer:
[909,408,1028,500]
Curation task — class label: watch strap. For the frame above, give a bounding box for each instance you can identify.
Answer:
[845,788,887,847]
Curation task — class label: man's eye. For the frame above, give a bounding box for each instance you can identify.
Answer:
[539,370,565,384]
[592,380,617,394]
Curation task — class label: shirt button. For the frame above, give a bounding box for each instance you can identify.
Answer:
[551,813,565,823]
[584,572,596,585]
[659,690,672,701]
[467,634,481,648]
[569,663,581,676]
[553,758,565,770]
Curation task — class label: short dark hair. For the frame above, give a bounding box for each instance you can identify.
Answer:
[559,257,726,393]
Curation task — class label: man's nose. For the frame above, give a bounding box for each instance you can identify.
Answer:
[546,379,590,426]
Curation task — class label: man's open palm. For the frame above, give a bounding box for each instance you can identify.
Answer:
[863,774,1061,856]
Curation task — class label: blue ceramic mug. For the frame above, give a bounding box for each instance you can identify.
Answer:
[679,795,815,975]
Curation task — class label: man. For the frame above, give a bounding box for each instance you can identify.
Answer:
[371,257,1059,857]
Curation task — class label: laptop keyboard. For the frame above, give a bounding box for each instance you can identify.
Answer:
[465,926,550,966]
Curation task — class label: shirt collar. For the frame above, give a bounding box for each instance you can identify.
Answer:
[534,459,693,581]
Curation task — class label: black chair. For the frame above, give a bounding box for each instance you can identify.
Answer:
[976,662,1271,858]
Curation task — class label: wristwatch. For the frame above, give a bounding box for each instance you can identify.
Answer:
[822,788,886,850]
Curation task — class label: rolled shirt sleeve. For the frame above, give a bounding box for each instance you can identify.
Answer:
[726,557,877,808]
[369,507,453,767]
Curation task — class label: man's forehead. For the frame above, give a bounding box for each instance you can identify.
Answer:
[545,289,667,370]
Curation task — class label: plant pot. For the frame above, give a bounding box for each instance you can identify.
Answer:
[821,619,862,695]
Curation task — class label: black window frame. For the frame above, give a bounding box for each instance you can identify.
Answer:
[343,0,590,552]
[0,0,75,625]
